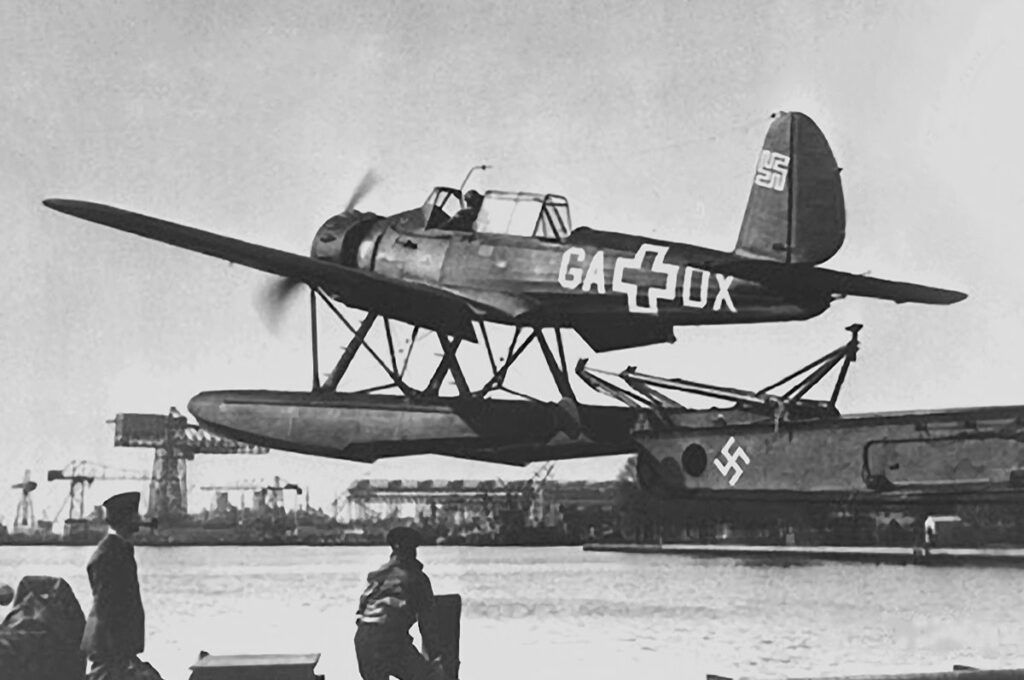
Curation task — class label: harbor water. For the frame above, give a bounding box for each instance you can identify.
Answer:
[2,545,1022,680]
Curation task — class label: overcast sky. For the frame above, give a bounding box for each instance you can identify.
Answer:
[3,1,1023,524]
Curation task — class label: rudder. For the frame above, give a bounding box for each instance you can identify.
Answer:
[734,112,845,265]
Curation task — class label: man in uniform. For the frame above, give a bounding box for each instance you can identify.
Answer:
[354,526,443,680]
[442,190,483,232]
[81,491,152,679]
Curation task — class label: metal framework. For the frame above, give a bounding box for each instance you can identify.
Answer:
[11,471,37,533]
[47,460,150,523]
[307,288,578,403]
[112,410,268,521]
[421,186,571,241]
[303,287,864,444]
[344,475,548,529]
[577,324,863,428]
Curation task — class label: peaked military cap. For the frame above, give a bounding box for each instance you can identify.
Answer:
[386,526,422,549]
[102,491,141,523]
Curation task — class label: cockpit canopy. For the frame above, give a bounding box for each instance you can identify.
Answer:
[421,187,571,241]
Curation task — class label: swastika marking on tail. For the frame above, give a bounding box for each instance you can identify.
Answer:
[754,150,790,192]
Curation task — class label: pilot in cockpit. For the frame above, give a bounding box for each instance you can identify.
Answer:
[442,190,483,232]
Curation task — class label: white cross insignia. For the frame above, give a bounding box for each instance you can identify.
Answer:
[611,243,679,314]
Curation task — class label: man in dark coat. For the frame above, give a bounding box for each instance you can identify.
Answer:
[354,527,443,680]
[81,492,150,678]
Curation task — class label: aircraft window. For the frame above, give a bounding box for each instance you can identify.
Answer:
[541,198,571,238]
[435,191,462,215]
[537,203,569,241]
[474,198,539,237]
[474,192,571,241]
[422,187,463,230]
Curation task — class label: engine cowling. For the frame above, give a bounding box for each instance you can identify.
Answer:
[310,210,386,269]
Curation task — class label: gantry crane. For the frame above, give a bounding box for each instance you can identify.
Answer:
[199,477,302,515]
[199,483,260,502]
[502,460,557,524]
[47,460,150,523]
[11,470,38,534]
[260,477,303,511]
[113,407,268,521]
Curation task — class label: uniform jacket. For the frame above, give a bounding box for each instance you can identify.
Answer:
[356,553,440,657]
[80,533,145,659]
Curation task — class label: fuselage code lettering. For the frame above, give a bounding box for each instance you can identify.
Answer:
[557,243,736,315]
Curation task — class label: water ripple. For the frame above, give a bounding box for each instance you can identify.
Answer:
[3,545,1023,680]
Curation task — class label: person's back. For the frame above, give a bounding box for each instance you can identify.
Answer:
[357,554,432,638]
[83,532,145,660]
[354,527,442,680]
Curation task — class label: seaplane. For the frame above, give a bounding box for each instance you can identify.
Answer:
[44,111,993,501]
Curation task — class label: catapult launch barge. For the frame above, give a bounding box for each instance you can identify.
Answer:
[190,326,1024,509]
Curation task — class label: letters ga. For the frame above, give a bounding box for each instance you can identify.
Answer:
[557,245,736,314]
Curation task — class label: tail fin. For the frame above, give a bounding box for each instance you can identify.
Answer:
[734,112,845,265]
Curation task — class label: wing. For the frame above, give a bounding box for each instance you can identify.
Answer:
[43,199,477,340]
[715,259,967,305]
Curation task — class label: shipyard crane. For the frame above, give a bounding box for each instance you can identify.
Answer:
[47,460,150,523]
[12,470,38,534]
[331,493,351,522]
[527,460,558,525]
[472,462,558,533]
[199,482,262,512]
[113,407,269,521]
[260,477,303,512]
[200,478,302,514]
[259,478,302,531]
[199,483,264,491]
[503,461,557,518]
[336,487,385,524]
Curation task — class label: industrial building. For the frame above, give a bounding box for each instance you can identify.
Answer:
[342,471,619,545]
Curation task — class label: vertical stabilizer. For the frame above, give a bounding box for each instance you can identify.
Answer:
[734,112,845,265]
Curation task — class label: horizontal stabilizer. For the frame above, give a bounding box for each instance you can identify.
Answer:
[716,259,967,305]
[43,199,477,340]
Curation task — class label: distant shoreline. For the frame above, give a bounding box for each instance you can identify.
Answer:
[584,542,1024,566]
[0,536,588,548]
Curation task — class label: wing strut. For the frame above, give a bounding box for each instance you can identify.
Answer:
[322,310,380,392]
[306,291,584,412]
[310,289,320,391]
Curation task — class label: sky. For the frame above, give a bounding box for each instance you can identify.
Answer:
[2,1,1023,526]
